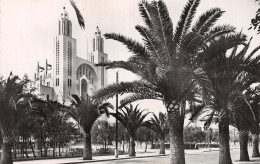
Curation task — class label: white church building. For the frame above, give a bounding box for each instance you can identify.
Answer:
[34,7,108,106]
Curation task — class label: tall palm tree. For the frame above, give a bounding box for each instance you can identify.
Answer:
[228,86,259,161]
[0,73,29,164]
[245,86,260,157]
[190,36,260,163]
[251,122,260,157]
[93,0,236,163]
[110,104,149,156]
[144,112,168,154]
[61,94,113,160]
[232,98,253,161]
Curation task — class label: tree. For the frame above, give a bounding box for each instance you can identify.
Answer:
[245,85,260,157]
[93,0,235,163]
[0,73,29,164]
[29,98,65,157]
[15,106,41,158]
[110,104,149,156]
[184,126,205,144]
[116,122,129,152]
[92,120,114,149]
[144,112,168,154]
[233,98,253,161]
[136,127,152,152]
[190,36,260,163]
[61,94,113,160]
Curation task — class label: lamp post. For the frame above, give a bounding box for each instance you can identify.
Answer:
[115,71,119,158]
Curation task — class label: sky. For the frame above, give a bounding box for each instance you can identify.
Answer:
[1,0,260,124]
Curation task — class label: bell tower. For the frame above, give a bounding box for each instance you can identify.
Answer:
[90,26,107,88]
[53,7,77,104]
[58,7,72,37]
[93,26,104,52]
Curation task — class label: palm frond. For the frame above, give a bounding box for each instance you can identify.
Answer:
[148,0,173,61]
[135,25,163,66]
[104,33,148,60]
[95,61,144,74]
[111,104,149,137]
[119,93,161,108]
[192,8,225,35]
[92,80,156,101]
[174,0,200,49]
[71,94,82,106]
[138,0,152,29]
[69,0,85,29]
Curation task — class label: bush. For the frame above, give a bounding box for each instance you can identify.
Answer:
[195,143,219,148]
[152,143,219,149]
[152,143,170,149]
[184,143,198,149]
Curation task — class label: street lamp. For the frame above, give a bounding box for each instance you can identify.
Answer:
[115,71,119,158]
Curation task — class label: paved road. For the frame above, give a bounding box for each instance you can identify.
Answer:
[15,147,260,164]
[73,148,245,164]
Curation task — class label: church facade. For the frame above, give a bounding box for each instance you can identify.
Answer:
[33,7,108,106]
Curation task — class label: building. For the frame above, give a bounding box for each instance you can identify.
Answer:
[33,7,108,111]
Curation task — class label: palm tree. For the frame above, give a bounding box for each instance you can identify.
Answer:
[110,104,149,156]
[251,121,260,157]
[144,112,168,154]
[93,0,236,163]
[190,36,260,163]
[61,94,113,160]
[232,98,253,161]
[230,86,260,161]
[245,86,260,157]
[0,73,29,164]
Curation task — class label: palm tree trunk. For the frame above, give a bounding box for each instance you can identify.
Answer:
[43,144,48,157]
[251,124,260,157]
[83,131,92,160]
[53,141,55,157]
[239,130,249,161]
[150,138,154,149]
[59,144,61,157]
[159,138,165,154]
[218,119,232,164]
[252,133,260,157]
[168,109,185,164]
[123,141,125,152]
[129,136,135,156]
[0,135,13,164]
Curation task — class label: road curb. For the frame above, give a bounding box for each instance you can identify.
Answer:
[61,154,170,164]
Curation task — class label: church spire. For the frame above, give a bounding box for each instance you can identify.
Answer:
[58,6,72,37]
[93,25,104,52]
[61,6,69,19]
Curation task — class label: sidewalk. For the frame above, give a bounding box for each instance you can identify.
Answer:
[13,149,170,164]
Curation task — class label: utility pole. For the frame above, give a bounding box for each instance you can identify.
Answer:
[115,71,119,158]
[234,126,236,147]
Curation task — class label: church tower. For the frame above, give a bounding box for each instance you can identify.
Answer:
[90,26,108,88]
[53,7,77,103]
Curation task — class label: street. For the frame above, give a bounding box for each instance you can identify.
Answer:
[73,148,253,164]
[14,147,260,164]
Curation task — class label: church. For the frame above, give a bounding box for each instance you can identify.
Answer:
[33,7,108,106]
